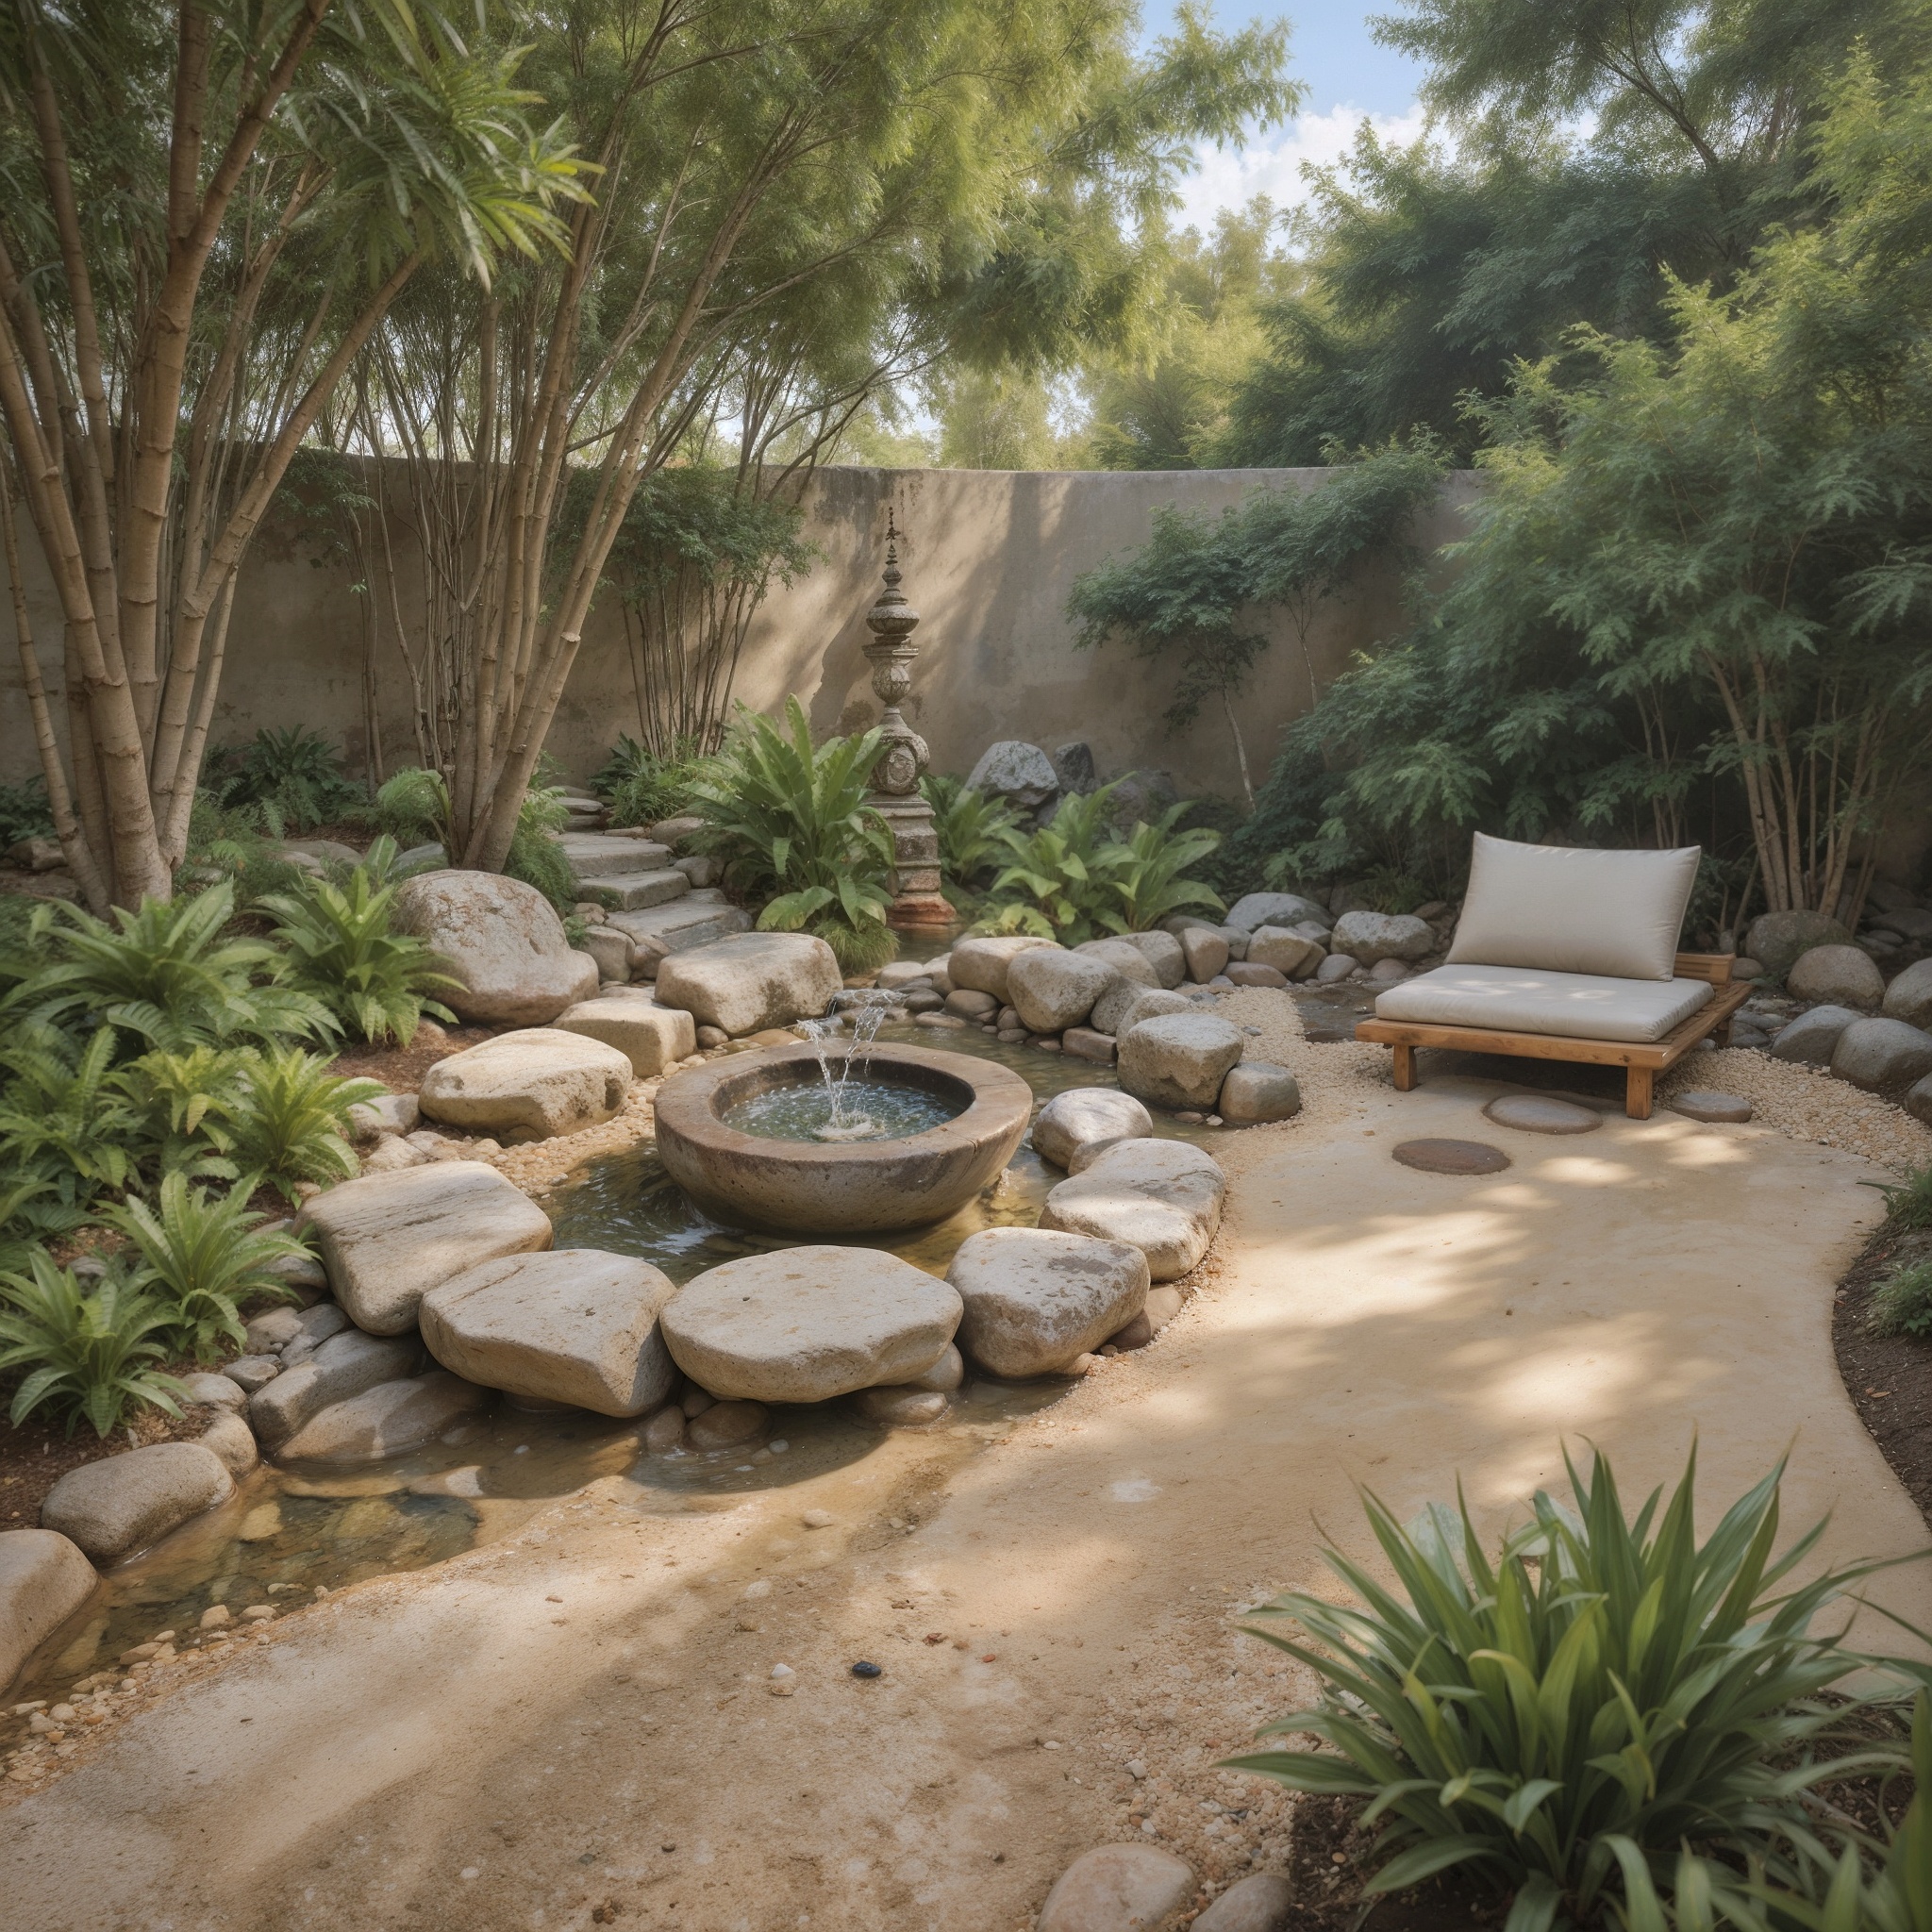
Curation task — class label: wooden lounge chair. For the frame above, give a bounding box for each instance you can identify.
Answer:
[1356,951,1750,1120]
[1350,832,1752,1120]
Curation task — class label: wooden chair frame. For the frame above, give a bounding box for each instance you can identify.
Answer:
[1353,953,1751,1120]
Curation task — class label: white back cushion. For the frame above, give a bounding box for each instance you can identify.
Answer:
[1446,833,1700,981]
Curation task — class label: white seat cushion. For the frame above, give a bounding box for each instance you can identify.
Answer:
[1374,964,1714,1044]
[1446,832,1701,981]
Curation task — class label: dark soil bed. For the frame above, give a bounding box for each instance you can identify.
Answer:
[325,1018,502,1092]
[0,1402,227,1528]
[1834,1221,1932,1527]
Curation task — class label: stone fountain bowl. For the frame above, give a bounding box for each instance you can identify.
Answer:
[652,1042,1033,1236]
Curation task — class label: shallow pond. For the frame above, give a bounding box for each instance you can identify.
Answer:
[8,1012,1219,1712]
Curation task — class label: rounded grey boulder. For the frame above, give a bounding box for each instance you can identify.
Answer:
[965,740,1058,810]
[391,870,597,1024]
[1117,1011,1244,1110]
[1769,1005,1859,1067]
[1884,958,1932,1030]
[1038,1844,1195,1932]
[1008,948,1121,1034]
[41,1442,233,1561]
[422,1250,680,1416]
[1746,908,1851,980]
[1033,1088,1155,1170]
[1225,892,1329,935]
[949,1226,1150,1377]
[946,935,1058,1002]
[1194,1871,1295,1932]
[1788,943,1884,1008]
[658,1247,962,1404]
[0,1529,96,1688]
[1218,1061,1303,1124]
[1830,1017,1932,1093]
[1114,929,1187,989]
[278,1373,493,1464]
[1246,926,1324,979]
[1074,938,1161,989]
[1090,981,1193,1039]
[1178,925,1230,982]
[652,931,841,1037]
[1331,909,1434,963]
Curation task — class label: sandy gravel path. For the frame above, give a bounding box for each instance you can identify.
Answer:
[4,1039,1926,1932]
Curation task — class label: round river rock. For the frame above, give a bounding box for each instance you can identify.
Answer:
[1670,1090,1754,1124]
[1392,1138,1511,1175]
[1481,1093,1603,1136]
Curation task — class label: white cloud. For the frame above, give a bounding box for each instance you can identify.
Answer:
[1172,100,1429,234]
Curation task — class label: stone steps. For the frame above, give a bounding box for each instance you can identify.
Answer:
[580,868,691,911]
[557,832,673,877]
[608,891,751,956]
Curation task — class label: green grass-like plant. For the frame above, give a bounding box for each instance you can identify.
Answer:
[1867,1259,1932,1341]
[0,1251,192,1438]
[1869,1165,1932,1235]
[224,1047,385,1204]
[1228,1446,1910,1932]
[373,766,578,908]
[594,733,703,828]
[258,837,460,1045]
[108,1173,307,1364]
[687,699,894,965]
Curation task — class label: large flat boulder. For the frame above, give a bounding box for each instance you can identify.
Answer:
[421,1250,679,1416]
[652,932,841,1037]
[1746,908,1853,981]
[557,833,673,879]
[1331,910,1433,963]
[391,871,597,1024]
[1117,1012,1244,1110]
[1040,1140,1226,1280]
[40,1444,233,1562]
[949,1227,1149,1377]
[300,1161,553,1336]
[418,1028,632,1141]
[249,1329,423,1449]
[1830,1017,1932,1094]
[551,994,696,1077]
[277,1374,492,1464]
[1008,949,1119,1034]
[0,1529,96,1687]
[1039,1845,1196,1932]
[948,935,1058,1002]
[659,1248,961,1404]
[608,893,753,974]
[1032,1089,1154,1170]
[1225,892,1329,935]
[1788,943,1884,1008]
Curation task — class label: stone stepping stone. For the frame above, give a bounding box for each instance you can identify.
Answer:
[1671,1091,1754,1123]
[1392,1138,1511,1175]
[1038,1141,1226,1280]
[1482,1093,1602,1136]
[949,1226,1149,1378]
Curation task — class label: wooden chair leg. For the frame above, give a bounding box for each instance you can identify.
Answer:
[1391,1043,1417,1091]
[1714,1017,1733,1047]
[1625,1066,1654,1120]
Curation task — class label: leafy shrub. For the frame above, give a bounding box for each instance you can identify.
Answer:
[922,774,1019,907]
[373,767,577,908]
[688,699,895,971]
[594,734,703,828]
[0,1252,191,1438]
[178,791,316,901]
[1870,1164,1932,1234]
[108,1174,305,1363]
[506,786,578,908]
[0,1174,90,1276]
[1867,1259,1932,1340]
[112,1044,252,1183]
[224,1047,385,1204]
[205,725,366,831]
[0,1026,143,1205]
[258,838,460,1044]
[16,884,332,1055]
[1229,1446,1907,1932]
[372,766,450,849]
[1104,807,1225,931]
[0,774,56,848]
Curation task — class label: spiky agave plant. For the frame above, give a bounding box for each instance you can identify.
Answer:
[1229,1446,1914,1932]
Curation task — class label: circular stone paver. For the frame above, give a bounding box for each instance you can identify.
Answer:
[1392,1138,1511,1175]
[1670,1091,1754,1124]
[1482,1093,1603,1136]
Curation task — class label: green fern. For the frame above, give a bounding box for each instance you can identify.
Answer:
[0,1252,192,1439]
[223,1047,386,1204]
[0,1026,143,1203]
[923,774,1020,906]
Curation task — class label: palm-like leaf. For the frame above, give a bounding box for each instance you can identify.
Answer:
[223,1048,387,1204]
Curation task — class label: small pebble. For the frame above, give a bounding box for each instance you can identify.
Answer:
[802,1508,834,1529]
[851,1661,882,1678]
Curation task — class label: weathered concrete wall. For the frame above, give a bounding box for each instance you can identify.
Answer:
[1,464,1475,802]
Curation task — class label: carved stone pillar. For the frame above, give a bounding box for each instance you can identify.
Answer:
[862,512,954,930]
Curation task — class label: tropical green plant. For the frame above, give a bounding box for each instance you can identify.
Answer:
[112,1045,253,1183]
[205,726,367,832]
[372,768,578,908]
[222,1049,385,1204]
[0,1027,145,1206]
[1867,1260,1932,1341]
[593,735,706,829]
[0,775,56,849]
[1099,807,1225,932]
[11,885,332,1056]
[1227,1446,1911,1932]
[688,700,896,972]
[108,1174,306,1364]
[258,839,461,1044]
[978,785,1127,942]
[1870,1165,1932,1235]
[0,1252,192,1439]
[372,767,452,850]
[922,774,1021,906]
[0,1175,92,1277]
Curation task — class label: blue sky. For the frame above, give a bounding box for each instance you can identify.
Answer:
[1139,4,1430,230]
